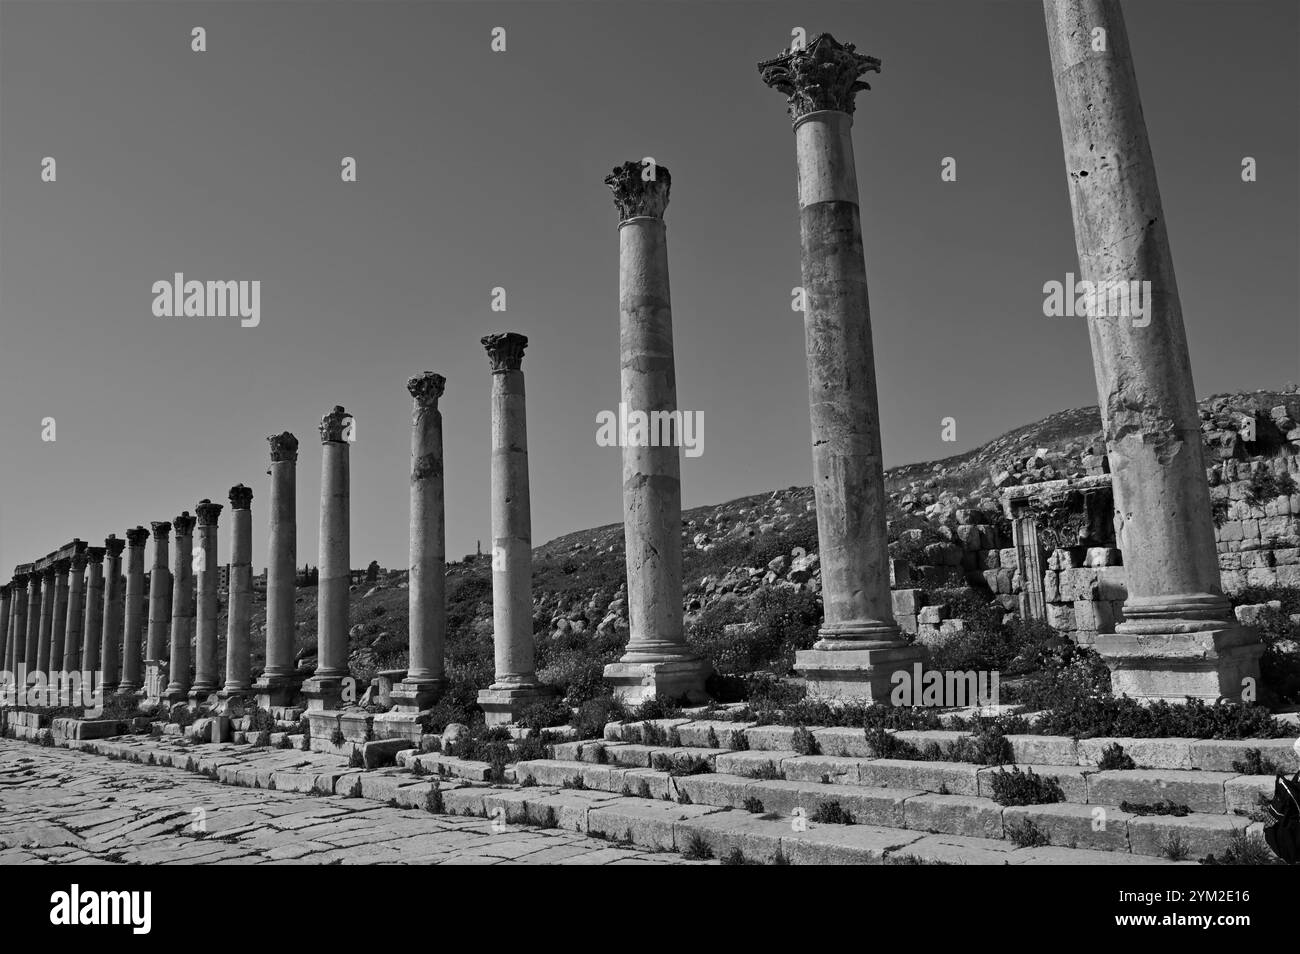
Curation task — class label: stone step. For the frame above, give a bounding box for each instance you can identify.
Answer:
[598,718,1300,772]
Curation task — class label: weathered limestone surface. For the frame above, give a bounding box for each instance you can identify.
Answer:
[759,34,921,700]
[119,526,150,694]
[22,568,41,683]
[100,536,126,692]
[256,432,299,708]
[47,557,71,683]
[303,407,351,710]
[601,161,710,705]
[396,373,448,711]
[190,500,223,700]
[80,550,105,678]
[478,335,553,724]
[1043,0,1261,699]
[165,513,196,702]
[0,584,10,677]
[35,565,56,681]
[144,522,172,701]
[222,485,254,698]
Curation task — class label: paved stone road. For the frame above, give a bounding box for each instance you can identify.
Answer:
[0,741,700,865]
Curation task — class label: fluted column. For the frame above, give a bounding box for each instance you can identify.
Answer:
[144,522,172,701]
[81,549,105,680]
[164,512,195,702]
[100,536,125,692]
[600,162,710,704]
[1043,0,1261,700]
[221,484,254,698]
[759,34,922,700]
[190,499,223,700]
[255,432,299,708]
[395,373,447,710]
[62,545,87,674]
[477,334,554,725]
[24,565,44,686]
[302,407,350,710]
[118,526,150,694]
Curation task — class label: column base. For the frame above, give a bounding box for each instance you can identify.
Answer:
[370,709,428,742]
[253,671,302,710]
[795,644,924,703]
[477,684,557,727]
[390,678,444,713]
[1095,624,1263,702]
[143,662,168,704]
[162,687,191,706]
[300,675,346,711]
[603,657,712,707]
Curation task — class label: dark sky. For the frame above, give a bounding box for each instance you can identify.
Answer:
[1,0,1296,574]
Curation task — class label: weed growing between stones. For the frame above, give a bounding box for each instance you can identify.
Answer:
[1096,743,1136,771]
[1120,800,1190,817]
[990,767,1065,807]
[1158,831,1192,861]
[561,775,586,790]
[347,748,365,769]
[1232,748,1285,775]
[790,725,819,756]
[1201,829,1284,865]
[680,832,714,860]
[740,762,783,781]
[810,801,854,825]
[742,796,765,814]
[1006,818,1050,848]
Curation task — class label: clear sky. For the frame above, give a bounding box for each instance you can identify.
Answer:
[1,0,1296,575]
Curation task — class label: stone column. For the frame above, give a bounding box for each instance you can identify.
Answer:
[118,526,150,694]
[144,522,172,701]
[0,584,11,685]
[164,512,195,702]
[190,499,223,701]
[81,549,105,679]
[221,484,254,699]
[302,407,351,710]
[62,544,87,674]
[47,556,71,689]
[255,433,299,708]
[23,564,44,686]
[394,373,447,711]
[100,536,125,692]
[601,163,711,705]
[35,563,56,682]
[477,334,553,725]
[759,34,921,700]
[1043,0,1261,699]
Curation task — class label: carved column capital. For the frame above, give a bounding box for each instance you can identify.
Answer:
[125,526,151,548]
[70,548,89,571]
[85,548,106,566]
[173,511,196,535]
[104,535,126,558]
[229,484,253,510]
[151,521,172,539]
[758,33,880,123]
[269,431,299,462]
[408,372,447,407]
[605,161,671,221]
[482,333,528,373]
[320,406,353,444]
[52,557,72,576]
[195,499,224,526]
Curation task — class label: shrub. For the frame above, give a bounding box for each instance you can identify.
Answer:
[1097,743,1136,771]
[1006,818,1050,848]
[680,832,714,861]
[990,767,1066,807]
[810,801,854,825]
[790,725,819,756]
[347,748,365,769]
[948,720,1014,766]
[1159,831,1191,862]
[1201,829,1284,865]
[1231,748,1285,775]
[742,796,765,814]
[1121,800,1190,817]
[1245,471,1298,507]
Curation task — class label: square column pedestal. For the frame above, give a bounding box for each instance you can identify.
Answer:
[477,684,558,727]
[603,658,712,708]
[300,675,346,712]
[795,645,923,703]
[253,673,302,711]
[1095,626,1264,702]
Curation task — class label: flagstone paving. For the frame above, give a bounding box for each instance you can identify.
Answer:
[0,740,703,865]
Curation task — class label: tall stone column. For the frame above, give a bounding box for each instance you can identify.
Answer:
[601,163,711,704]
[255,432,299,708]
[190,499,223,701]
[62,544,87,674]
[164,512,195,702]
[118,526,150,694]
[477,334,553,725]
[0,584,12,684]
[302,407,351,710]
[144,522,172,701]
[100,536,126,692]
[48,556,71,688]
[81,549,105,679]
[35,563,56,682]
[759,34,922,700]
[24,564,45,686]
[221,484,254,699]
[1044,0,1261,700]
[394,373,447,711]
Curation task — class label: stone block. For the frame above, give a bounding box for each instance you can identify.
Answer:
[903,793,1005,839]
[1086,769,1234,814]
[1128,814,1249,859]
[1004,802,1131,852]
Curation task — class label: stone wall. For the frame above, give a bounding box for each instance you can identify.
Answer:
[1210,454,1300,591]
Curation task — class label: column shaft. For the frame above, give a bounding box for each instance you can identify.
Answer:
[48,560,70,684]
[120,527,149,693]
[222,486,253,694]
[100,538,125,691]
[36,568,56,680]
[63,552,87,673]
[145,523,171,700]
[24,572,43,684]
[81,552,105,677]
[165,514,195,700]
[405,373,447,698]
[191,500,222,697]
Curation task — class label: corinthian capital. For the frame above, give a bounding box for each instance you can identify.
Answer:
[408,372,447,407]
[151,521,172,540]
[320,406,352,444]
[229,484,253,510]
[104,535,126,558]
[196,499,224,526]
[268,431,299,462]
[173,511,197,535]
[482,333,528,373]
[126,526,151,548]
[605,161,671,221]
[758,33,880,123]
